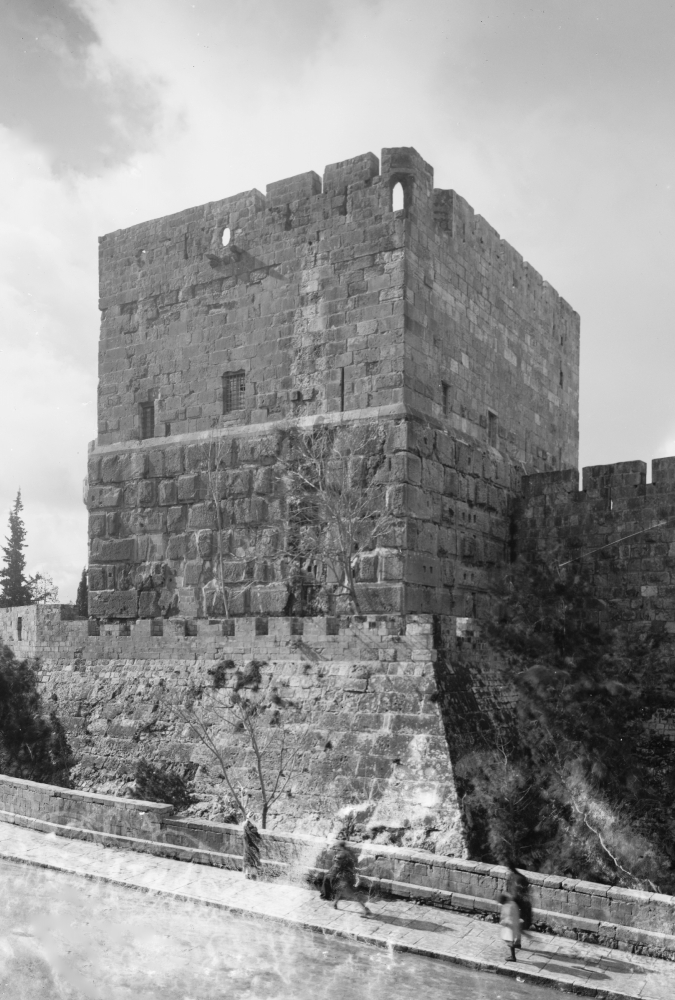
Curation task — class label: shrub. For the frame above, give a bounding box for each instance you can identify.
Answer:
[0,644,74,786]
[132,759,193,811]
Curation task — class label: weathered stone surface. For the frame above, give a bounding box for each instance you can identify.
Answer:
[89,147,579,620]
[88,590,137,618]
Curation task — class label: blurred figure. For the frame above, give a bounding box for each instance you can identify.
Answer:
[498,892,521,962]
[506,860,532,933]
[242,818,262,879]
[326,840,370,917]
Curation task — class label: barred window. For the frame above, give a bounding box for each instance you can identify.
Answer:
[223,371,245,414]
[140,402,155,440]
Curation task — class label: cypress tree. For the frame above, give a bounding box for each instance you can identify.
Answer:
[75,568,88,617]
[0,491,32,607]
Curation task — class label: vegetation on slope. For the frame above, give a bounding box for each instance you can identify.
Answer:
[456,554,675,893]
[0,644,74,786]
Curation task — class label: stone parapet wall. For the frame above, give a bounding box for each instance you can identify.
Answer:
[519,457,675,635]
[0,773,171,839]
[1,775,673,956]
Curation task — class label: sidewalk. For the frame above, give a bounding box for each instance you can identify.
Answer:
[0,822,673,999]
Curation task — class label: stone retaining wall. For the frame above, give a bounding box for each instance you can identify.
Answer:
[0,609,466,853]
[1,773,673,958]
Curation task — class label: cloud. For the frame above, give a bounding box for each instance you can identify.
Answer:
[0,0,164,174]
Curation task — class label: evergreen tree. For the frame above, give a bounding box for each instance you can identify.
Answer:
[75,568,88,617]
[0,492,32,607]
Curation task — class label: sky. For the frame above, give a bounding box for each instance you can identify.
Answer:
[1,0,674,602]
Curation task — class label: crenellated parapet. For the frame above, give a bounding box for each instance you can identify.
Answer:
[518,457,675,629]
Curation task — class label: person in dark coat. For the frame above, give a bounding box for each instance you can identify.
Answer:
[506,861,532,932]
[326,841,370,917]
[243,818,262,879]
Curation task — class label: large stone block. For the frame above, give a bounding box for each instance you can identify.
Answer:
[164,445,184,477]
[187,503,217,530]
[88,487,123,509]
[158,480,177,506]
[353,583,404,613]
[89,513,107,538]
[177,475,199,501]
[90,538,135,563]
[249,584,289,615]
[167,506,186,532]
[88,590,137,619]
[138,590,161,618]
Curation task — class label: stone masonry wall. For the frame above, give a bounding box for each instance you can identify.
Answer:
[519,457,675,634]
[89,146,579,621]
[0,606,465,854]
[87,412,519,620]
[518,456,675,741]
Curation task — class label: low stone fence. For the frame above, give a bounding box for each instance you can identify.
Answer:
[1,773,674,958]
[0,773,172,840]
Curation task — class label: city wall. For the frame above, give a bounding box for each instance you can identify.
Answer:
[519,457,675,637]
[0,606,466,854]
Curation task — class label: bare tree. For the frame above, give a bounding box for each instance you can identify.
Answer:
[175,685,309,829]
[282,423,397,613]
[200,432,230,617]
[28,571,59,604]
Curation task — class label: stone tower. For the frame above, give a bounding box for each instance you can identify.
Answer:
[88,147,579,620]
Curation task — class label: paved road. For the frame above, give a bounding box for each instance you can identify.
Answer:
[0,822,673,999]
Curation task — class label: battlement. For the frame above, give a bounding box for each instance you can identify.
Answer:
[518,456,675,630]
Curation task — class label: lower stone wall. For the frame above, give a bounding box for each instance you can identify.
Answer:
[1,774,674,957]
[0,773,171,839]
[0,608,466,854]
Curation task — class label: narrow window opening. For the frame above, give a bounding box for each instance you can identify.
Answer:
[164,421,171,437]
[140,402,155,440]
[340,367,345,412]
[488,410,498,447]
[223,371,246,414]
[559,370,564,387]
[222,226,231,247]
[392,182,404,212]
[16,617,22,641]
[442,381,450,416]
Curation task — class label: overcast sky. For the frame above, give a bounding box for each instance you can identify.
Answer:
[1,0,673,601]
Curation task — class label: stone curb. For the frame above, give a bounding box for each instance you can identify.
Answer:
[0,843,647,1000]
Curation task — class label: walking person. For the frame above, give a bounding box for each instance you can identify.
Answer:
[506,860,532,935]
[327,841,371,917]
[242,817,262,879]
[498,892,521,962]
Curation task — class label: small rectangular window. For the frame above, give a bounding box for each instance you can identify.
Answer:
[16,617,22,641]
[223,371,245,414]
[488,410,498,447]
[140,402,155,440]
[442,382,450,416]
